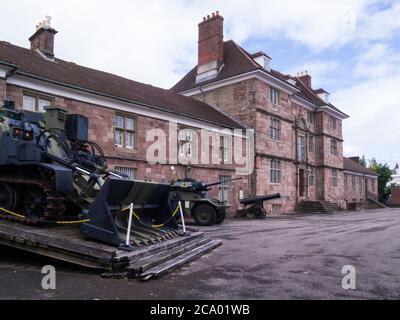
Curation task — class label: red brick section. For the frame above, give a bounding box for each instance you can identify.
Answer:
[297,74,312,89]
[388,186,400,206]
[198,12,224,68]
[0,78,5,101]
[29,27,58,59]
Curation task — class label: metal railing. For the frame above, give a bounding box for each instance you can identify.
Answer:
[324,191,344,212]
[367,191,378,201]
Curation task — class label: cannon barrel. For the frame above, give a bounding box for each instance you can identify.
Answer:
[240,193,281,206]
[204,177,242,189]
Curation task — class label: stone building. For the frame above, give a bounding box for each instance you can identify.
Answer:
[172,12,353,213]
[0,18,249,212]
[387,164,400,207]
[343,157,379,210]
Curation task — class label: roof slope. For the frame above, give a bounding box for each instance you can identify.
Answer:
[343,157,379,176]
[171,40,261,93]
[171,40,348,118]
[0,41,244,129]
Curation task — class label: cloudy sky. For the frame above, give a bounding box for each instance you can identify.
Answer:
[0,0,399,167]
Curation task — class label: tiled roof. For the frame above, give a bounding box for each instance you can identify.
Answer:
[171,40,262,93]
[171,40,348,118]
[250,51,272,60]
[0,41,245,129]
[343,157,380,176]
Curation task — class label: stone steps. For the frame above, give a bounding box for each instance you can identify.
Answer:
[103,232,222,280]
[297,200,342,214]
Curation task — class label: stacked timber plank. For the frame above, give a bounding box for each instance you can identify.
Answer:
[0,221,221,280]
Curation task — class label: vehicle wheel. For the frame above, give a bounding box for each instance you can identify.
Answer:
[193,204,217,226]
[0,183,17,212]
[23,187,47,221]
[215,210,226,224]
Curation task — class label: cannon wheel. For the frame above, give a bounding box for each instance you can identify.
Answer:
[215,210,226,224]
[193,204,217,226]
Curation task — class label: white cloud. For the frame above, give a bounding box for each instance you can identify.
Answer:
[1,0,399,88]
[332,74,400,165]
[353,43,400,78]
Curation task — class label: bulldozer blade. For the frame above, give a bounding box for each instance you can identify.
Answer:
[81,178,179,250]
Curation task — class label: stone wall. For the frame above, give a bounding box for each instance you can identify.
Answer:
[191,77,345,214]
[0,78,5,101]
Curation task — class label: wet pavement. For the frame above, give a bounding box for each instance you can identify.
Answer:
[1,208,400,300]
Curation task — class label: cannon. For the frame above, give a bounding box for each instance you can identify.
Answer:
[236,193,281,219]
[169,177,242,226]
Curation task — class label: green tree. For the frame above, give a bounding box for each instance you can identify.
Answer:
[359,155,367,167]
[369,159,393,203]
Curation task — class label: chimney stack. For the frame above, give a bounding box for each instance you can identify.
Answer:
[196,11,224,83]
[349,156,361,164]
[296,71,312,89]
[29,16,58,59]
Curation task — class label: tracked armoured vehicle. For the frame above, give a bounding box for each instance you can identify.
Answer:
[0,101,180,251]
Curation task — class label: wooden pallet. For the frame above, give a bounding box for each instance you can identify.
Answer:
[0,221,222,280]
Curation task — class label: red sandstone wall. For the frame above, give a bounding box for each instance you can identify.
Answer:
[0,78,5,101]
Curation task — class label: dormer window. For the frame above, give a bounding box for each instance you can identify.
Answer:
[315,89,330,103]
[253,52,271,71]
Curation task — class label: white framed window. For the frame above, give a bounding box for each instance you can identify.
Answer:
[115,166,137,180]
[219,135,229,163]
[352,175,356,191]
[297,136,305,162]
[269,87,280,106]
[329,115,337,130]
[270,159,281,183]
[114,114,137,149]
[218,175,231,203]
[331,169,338,187]
[270,118,281,141]
[331,139,338,156]
[308,167,315,186]
[23,92,53,113]
[178,128,193,157]
[309,135,314,153]
[307,111,315,124]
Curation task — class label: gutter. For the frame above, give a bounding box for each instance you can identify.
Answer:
[12,71,246,131]
[0,60,18,99]
[0,60,18,69]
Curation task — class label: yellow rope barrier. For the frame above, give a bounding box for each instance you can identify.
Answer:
[0,207,26,219]
[121,204,181,228]
[0,207,90,224]
[1,203,181,228]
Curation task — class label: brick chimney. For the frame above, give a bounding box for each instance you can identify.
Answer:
[297,71,312,89]
[29,16,58,59]
[349,156,361,164]
[196,11,224,83]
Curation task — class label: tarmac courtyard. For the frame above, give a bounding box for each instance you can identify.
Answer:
[1,208,400,300]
